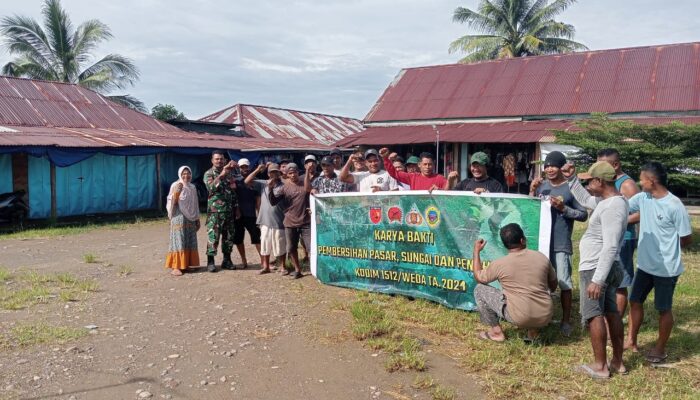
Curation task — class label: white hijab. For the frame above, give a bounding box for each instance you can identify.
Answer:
[166,166,199,221]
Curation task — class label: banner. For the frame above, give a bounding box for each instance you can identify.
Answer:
[310,191,551,311]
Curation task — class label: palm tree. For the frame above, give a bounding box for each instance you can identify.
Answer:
[1,0,145,111]
[449,0,588,63]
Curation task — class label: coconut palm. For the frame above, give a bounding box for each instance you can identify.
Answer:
[0,0,145,111]
[449,0,588,63]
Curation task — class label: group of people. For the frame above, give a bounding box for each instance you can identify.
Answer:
[163,146,692,380]
[472,148,691,380]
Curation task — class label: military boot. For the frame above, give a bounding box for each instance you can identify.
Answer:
[207,255,217,273]
[221,254,235,270]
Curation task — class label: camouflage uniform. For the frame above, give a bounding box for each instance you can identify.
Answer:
[204,167,239,256]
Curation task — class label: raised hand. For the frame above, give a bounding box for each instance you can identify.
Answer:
[474,238,487,252]
[561,162,576,179]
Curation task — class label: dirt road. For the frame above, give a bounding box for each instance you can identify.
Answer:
[0,221,482,400]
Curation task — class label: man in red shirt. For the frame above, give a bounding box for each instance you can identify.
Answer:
[379,148,447,190]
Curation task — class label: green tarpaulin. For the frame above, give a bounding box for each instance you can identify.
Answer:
[311,192,551,311]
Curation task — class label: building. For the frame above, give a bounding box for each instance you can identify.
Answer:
[337,42,700,193]
[196,103,364,163]
[0,77,332,220]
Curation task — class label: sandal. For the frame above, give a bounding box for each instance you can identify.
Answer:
[170,269,183,276]
[645,353,668,364]
[258,269,271,275]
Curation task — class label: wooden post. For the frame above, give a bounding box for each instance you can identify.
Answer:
[155,154,163,212]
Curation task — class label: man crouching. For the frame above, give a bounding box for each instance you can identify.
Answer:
[472,223,557,342]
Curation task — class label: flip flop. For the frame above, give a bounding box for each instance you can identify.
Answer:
[477,331,504,343]
[573,364,609,380]
[258,269,271,275]
[645,353,668,364]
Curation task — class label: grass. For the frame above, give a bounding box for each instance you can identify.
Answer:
[344,217,700,399]
[350,294,427,372]
[118,265,134,276]
[8,323,87,347]
[82,253,99,263]
[431,385,456,400]
[0,269,99,310]
[0,215,158,240]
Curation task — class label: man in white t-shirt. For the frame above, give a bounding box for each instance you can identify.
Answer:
[339,149,399,192]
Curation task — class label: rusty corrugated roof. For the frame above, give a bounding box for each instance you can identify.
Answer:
[0,77,337,152]
[199,103,364,146]
[365,42,700,123]
[336,117,700,147]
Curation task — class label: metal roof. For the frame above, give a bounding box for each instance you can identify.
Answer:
[365,42,700,123]
[199,103,364,146]
[336,116,700,147]
[0,77,336,152]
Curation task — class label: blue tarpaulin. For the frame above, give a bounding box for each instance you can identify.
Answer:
[0,154,12,194]
[127,155,157,210]
[28,156,51,219]
[55,153,127,216]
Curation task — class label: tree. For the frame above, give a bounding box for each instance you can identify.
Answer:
[449,0,588,63]
[151,103,186,121]
[0,0,145,111]
[553,114,700,195]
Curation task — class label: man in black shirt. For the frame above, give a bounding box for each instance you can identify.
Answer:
[448,152,504,193]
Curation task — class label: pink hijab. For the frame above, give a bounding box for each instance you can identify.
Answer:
[166,166,199,221]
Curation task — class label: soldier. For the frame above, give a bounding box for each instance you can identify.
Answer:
[204,150,241,272]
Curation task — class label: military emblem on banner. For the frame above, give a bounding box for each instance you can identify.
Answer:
[387,206,403,224]
[369,206,382,224]
[425,206,440,228]
[406,204,423,226]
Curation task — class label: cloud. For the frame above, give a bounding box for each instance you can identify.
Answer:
[1,0,699,120]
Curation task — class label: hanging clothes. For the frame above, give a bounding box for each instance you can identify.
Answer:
[503,153,516,187]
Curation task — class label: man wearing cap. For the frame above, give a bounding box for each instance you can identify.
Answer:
[304,154,318,175]
[340,149,399,192]
[307,156,349,194]
[562,161,628,379]
[268,163,310,279]
[405,156,420,174]
[596,148,640,319]
[624,162,691,364]
[379,148,447,191]
[529,151,588,336]
[232,158,262,269]
[245,163,287,274]
[204,150,241,272]
[447,152,503,193]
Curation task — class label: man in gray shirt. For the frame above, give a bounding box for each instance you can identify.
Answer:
[530,151,588,336]
[244,163,287,274]
[563,161,628,379]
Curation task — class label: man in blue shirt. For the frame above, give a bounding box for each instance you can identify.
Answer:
[624,162,692,364]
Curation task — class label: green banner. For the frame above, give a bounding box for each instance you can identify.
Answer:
[310,192,551,311]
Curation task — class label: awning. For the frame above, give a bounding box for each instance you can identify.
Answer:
[336,116,700,147]
[336,120,572,147]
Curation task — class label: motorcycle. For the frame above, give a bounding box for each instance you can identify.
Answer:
[0,190,29,228]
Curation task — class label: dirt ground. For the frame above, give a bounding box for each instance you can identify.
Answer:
[0,221,483,400]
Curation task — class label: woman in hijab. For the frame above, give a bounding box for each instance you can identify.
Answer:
[165,166,201,275]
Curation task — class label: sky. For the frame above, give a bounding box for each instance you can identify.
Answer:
[0,0,698,120]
